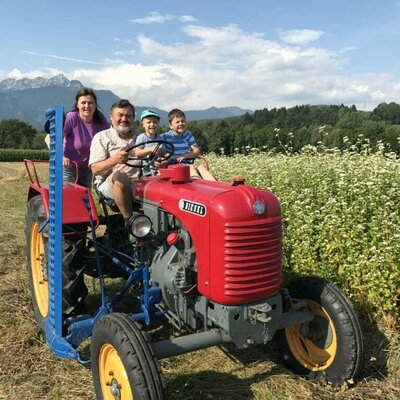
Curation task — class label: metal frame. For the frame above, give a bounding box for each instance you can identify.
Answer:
[43,107,160,363]
[44,106,78,358]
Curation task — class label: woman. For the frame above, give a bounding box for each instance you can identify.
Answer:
[45,87,109,187]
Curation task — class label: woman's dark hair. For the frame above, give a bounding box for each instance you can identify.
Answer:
[110,99,135,119]
[72,87,104,124]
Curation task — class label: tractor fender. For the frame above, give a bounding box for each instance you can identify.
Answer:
[27,182,98,225]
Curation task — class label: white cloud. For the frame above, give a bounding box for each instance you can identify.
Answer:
[280,29,324,45]
[180,15,197,23]
[2,67,63,80]
[113,50,136,57]
[130,12,174,24]
[6,24,399,112]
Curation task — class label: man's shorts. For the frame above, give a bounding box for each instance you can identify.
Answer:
[96,176,136,199]
[97,177,114,199]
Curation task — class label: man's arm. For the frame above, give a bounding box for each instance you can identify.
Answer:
[90,150,129,175]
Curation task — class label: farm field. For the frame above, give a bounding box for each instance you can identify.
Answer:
[0,152,398,400]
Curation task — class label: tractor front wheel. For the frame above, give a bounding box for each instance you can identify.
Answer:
[276,277,363,386]
[91,313,164,400]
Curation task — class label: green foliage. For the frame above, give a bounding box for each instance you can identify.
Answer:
[32,131,48,149]
[371,102,400,124]
[208,145,400,319]
[0,148,49,161]
[0,119,38,149]
[193,103,400,155]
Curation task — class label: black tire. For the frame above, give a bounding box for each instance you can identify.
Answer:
[276,277,363,386]
[25,195,88,330]
[91,313,164,400]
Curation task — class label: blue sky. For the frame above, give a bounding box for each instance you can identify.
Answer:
[1,0,400,111]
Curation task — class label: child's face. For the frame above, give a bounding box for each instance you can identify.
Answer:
[169,116,186,135]
[142,116,159,136]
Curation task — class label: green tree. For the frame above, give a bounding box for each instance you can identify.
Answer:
[371,102,400,124]
[32,131,48,149]
[0,119,37,149]
[187,121,209,153]
[207,120,233,155]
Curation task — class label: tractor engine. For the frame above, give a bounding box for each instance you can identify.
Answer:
[149,226,201,330]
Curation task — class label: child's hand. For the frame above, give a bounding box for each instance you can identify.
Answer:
[177,156,185,163]
[155,158,168,169]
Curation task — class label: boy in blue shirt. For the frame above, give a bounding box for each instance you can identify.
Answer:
[135,109,162,152]
[162,108,216,181]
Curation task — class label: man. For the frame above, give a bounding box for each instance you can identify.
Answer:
[89,99,139,227]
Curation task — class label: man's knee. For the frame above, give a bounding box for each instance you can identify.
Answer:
[110,171,130,187]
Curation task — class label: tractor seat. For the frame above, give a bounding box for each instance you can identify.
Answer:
[100,194,120,213]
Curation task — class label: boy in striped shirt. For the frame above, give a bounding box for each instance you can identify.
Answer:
[162,108,216,181]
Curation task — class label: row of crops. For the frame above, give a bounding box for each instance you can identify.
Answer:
[208,145,399,320]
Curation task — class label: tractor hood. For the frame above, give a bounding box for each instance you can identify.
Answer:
[135,165,282,305]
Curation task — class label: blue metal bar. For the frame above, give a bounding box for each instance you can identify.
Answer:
[141,262,151,325]
[44,106,78,360]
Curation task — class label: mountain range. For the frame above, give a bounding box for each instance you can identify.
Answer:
[0,74,252,130]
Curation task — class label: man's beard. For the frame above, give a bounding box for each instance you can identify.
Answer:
[115,124,132,135]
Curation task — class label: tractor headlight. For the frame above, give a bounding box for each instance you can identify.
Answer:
[128,212,152,237]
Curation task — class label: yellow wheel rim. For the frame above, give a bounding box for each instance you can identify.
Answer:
[99,343,133,400]
[285,300,337,371]
[30,222,48,318]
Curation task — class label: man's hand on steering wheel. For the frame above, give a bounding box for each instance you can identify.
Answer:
[124,139,175,175]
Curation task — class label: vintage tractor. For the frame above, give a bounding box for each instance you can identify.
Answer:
[24,107,363,399]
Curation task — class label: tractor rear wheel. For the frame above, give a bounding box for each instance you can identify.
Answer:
[276,277,363,386]
[91,313,164,400]
[25,195,88,331]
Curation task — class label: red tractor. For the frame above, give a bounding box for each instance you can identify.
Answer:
[25,107,363,399]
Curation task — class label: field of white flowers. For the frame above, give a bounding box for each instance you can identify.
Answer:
[208,144,400,319]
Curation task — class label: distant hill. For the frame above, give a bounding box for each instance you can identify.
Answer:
[0,74,253,130]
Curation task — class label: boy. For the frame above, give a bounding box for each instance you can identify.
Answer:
[162,108,216,181]
[135,109,162,155]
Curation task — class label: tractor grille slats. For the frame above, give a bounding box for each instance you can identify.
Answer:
[223,218,282,296]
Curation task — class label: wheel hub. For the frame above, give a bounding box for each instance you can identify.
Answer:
[301,315,333,349]
[99,343,133,400]
[285,300,338,371]
[109,377,121,400]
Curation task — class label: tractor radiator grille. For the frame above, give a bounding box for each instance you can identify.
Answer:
[223,217,282,297]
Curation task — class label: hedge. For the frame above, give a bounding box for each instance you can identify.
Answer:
[0,149,49,162]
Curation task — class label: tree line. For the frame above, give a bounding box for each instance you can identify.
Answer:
[189,102,400,155]
[1,102,400,155]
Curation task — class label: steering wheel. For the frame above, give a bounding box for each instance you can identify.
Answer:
[124,139,175,176]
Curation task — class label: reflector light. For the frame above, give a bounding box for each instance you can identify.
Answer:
[167,232,180,245]
[253,201,265,215]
